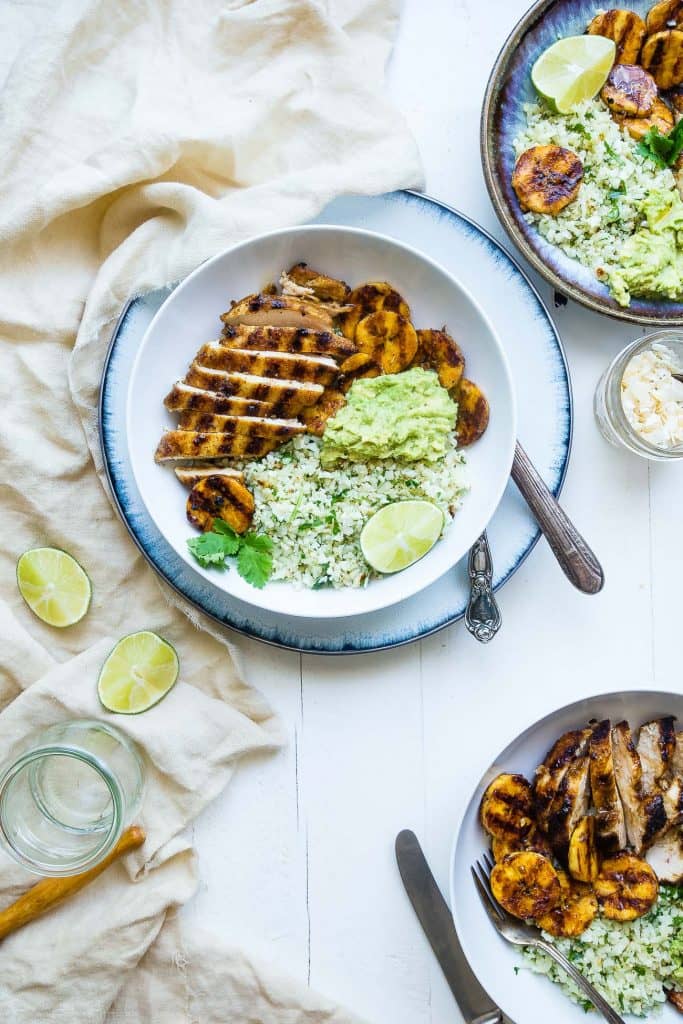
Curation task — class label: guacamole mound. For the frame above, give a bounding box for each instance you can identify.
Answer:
[608,188,683,307]
[320,367,458,468]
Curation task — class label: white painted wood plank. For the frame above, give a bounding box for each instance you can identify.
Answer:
[649,462,683,687]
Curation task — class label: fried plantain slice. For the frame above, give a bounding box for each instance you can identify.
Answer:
[647,0,683,35]
[536,868,598,938]
[480,773,535,842]
[641,29,683,88]
[284,263,351,303]
[568,816,600,883]
[300,388,347,436]
[512,145,584,216]
[601,64,657,116]
[595,852,659,921]
[587,9,647,64]
[186,475,255,534]
[491,852,562,921]
[414,328,466,391]
[340,282,411,340]
[492,825,553,864]
[338,352,381,393]
[454,378,490,447]
[354,310,418,374]
[667,82,683,110]
[614,96,675,139]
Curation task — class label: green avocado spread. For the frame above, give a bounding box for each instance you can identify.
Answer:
[320,367,458,468]
[609,189,683,307]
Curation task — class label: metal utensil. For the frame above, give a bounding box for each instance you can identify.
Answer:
[512,442,604,595]
[471,853,625,1024]
[465,532,502,643]
[673,372,683,384]
[396,830,503,1024]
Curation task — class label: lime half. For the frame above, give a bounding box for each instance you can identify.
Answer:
[360,500,444,574]
[98,631,179,714]
[531,35,615,114]
[17,547,91,627]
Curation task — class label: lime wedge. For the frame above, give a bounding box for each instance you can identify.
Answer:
[98,631,179,714]
[531,35,615,114]
[16,547,91,627]
[360,500,444,574]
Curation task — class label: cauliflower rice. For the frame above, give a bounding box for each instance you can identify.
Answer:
[522,885,683,1017]
[240,434,468,588]
[513,98,676,278]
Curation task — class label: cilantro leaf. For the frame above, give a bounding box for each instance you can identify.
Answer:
[637,120,683,168]
[237,535,273,588]
[187,522,273,587]
[210,519,240,552]
[187,532,233,569]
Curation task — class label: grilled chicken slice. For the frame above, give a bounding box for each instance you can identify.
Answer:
[284,263,351,303]
[662,776,683,827]
[164,382,273,418]
[300,388,347,436]
[545,753,592,856]
[536,868,598,938]
[221,294,336,332]
[601,64,658,117]
[340,281,411,340]
[186,475,254,534]
[587,10,647,64]
[455,378,490,447]
[221,324,357,359]
[615,97,674,140]
[637,716,677,791]
[155,431,283,462]
[589,719,628,853]
[646,827,683,883]
[595,852,659,920]
[175,466,244,488]
[641,29,683,89]
[194,343,339,386]
[176,412,305,438]
[673,731,683,775]
[647,0,683,35]
[338,352,381,392]
[534,727,594,829]
[512,145,584,216]
[355,311,418,374]
[612,721,668,852]
[413,329,466,391]
[184,366,324,416]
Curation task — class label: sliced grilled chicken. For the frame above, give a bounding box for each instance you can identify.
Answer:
[176,412,305,438]
[221,324,357,359]
[284,263,351,303]
[637,716,677,791]
[187,475,254,534]
[545,753,592,856]
[662,776,683,825]
[164,382,273,419]
[194,343,339,386]
[601,64,657,117]
[184,366,324,416]
[300,388,347,436]
[589,719,628,853]
[512,145,584,216]
[615,97,675,140]
[455,379,490,448]
[354,311,418,374]
[646,828,683,883]
[413,328,466,391]
[175,466,244,487]
[641,29,683,89]
[220,294,336,332]
[612,721,668,852]
[647,0,683,35]
[340,281,412,340]
[587,10,646,64]
[534,727,594,828]
[155,431,282,462]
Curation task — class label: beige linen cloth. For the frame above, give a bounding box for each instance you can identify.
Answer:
[0,0,422,1020]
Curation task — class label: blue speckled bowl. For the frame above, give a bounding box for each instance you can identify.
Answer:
[481,0,683,326]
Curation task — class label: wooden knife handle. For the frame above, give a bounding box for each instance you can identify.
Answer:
[0,825,145,941]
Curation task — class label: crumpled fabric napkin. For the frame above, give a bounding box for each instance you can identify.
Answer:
[0,0,422,1020]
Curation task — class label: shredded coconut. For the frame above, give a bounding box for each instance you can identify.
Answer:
[621,342,683,449]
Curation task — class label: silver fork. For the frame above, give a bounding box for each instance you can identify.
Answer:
[471,854,626,1024]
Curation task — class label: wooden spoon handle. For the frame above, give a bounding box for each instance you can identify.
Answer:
[0,825,145,941]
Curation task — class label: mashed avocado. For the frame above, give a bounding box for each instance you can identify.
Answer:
[320,367,457,468]
[609,189,683,306]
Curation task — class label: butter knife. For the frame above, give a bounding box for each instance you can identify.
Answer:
[395,830,503,1024]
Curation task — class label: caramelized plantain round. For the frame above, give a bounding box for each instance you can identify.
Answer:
[587,9,646,64]
[601,64,657,117]
[641,29,683,89]
[354,311,418,374]
[338,352,381,392]
[594,853,659,921]
[187,475,255,534]
[536,868,598,938]
[480,773,535,841]
[340,282,411,340]
[491,852,562,921]
[568,816,600,883]
[454,378,490,447]
[414,328,466,391]
[646,0,683,35]
[491,825,553,864]
[512,145,584,216]
[614,96,674,140]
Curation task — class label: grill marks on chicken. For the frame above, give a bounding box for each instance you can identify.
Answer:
[590,719,628,853]
[194,343,339,385]
[155,431,283,462]
[613,720,669,853]
[184,366,324,415]
[221,293,337,332]
[221,324,357,359]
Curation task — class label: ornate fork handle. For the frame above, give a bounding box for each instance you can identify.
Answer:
[465,532,501,643]
[534,939,625,1024]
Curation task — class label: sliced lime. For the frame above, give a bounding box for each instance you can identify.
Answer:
[531,35,615,114]
[98,631,179,714]
[360,500,444,574]
[16,547,91,627]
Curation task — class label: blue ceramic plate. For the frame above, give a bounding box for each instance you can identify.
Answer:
[99,190,571,654]
[482,0,683,326]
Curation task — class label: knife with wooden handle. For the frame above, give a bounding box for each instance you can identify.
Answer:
[396,830,504,1024]
[0,825,145,941]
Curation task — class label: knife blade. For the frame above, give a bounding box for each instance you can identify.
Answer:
[395,829,503,1024]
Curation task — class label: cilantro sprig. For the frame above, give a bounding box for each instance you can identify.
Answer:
[637,120,683,168]
[187,519,273,588]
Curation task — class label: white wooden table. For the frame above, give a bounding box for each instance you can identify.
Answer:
[185,2,681,1021]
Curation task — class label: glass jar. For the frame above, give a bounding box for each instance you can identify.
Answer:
[0,720,144,876]
[594,330,683,461]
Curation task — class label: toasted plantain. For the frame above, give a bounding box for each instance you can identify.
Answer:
[587,10,646,64]
[512,145,584,216]
[492,825,553,864]
[647,0,683,34]
[300,388,347,436]
[480,773,535,841]
[340,282,411,340]
[491,852,562,921]
[568,816,600,883]
[414,329,466,391]
[595,853,659,921]
[186,475,255,534]
[536,868,598,938]
[614,96,675,139]
[354,311,418,374]
[454,378,490,447]
[641,29,683,88]
[338,352,381,392]
[601,64,657,116]
[284,263,351,303]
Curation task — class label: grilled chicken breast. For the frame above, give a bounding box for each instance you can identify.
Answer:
[300,388,347,436]
[545,753,592,856]
[164,382,273,418]
[175,466,244,487]
[176,412,305,438]
[184,366,324,416]
[512,145,584,216]
[647,0,683,35]
[601,64,657,116]
[589,719,628,853]
[186,475,255,534]
[284,263,351,303]
[194,343,339,386]
[646,827,683,883]
[221,324,357,359]
[221,294,336,332]
[641,29,683,89]
[637,717,677,791]
[587,9,647,64]
[155,431,283,462]
[612,721,668,852]
[534,728,594,829]
[413,328,466,392]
